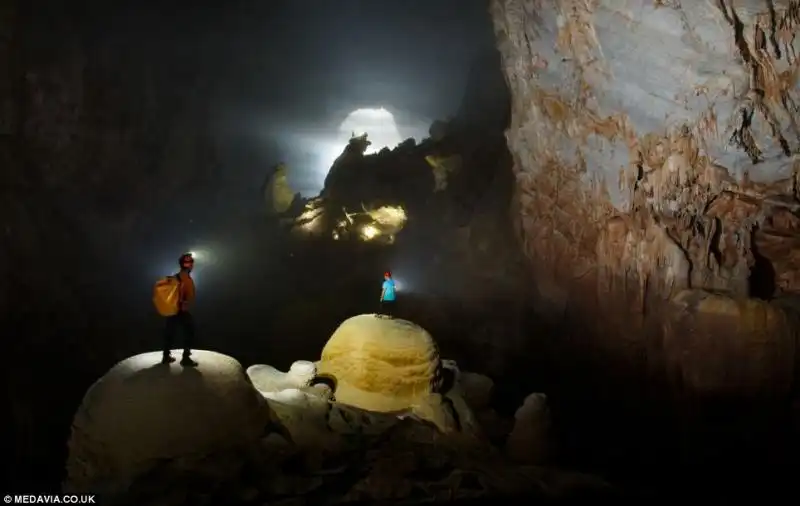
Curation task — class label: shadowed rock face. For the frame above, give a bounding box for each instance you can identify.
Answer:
[490,0,800,397]
[1,2,223,487]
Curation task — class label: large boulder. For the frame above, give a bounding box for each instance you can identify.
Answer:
[64,350,269,494]
[317,314,444,413]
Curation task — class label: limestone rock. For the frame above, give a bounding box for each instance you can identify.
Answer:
[490,0,800,395]
[665,290,797,396]
[64,350,269,494]
[460,371,495,411]
[246,360,317,395]
[304,382,334,402]
[424,154,462,192]
[434,360,485,436]
[262,163,297,215]
[262,388,335,453]
[317,314,443,413]
[505,393,552,465]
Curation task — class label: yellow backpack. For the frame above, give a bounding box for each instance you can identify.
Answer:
[153,274,181,317]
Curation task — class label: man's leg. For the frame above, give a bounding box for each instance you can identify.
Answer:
[162,316,178,363]
[385,299,395,318]
[179,311,198,367]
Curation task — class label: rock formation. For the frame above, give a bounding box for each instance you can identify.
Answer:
[316,315,459,429]
[63,325,615,503]
[261,162,299,215]
[247,360,318,395]
[490,0,800,395]
[506,392,552,465]
[64,350,270,494]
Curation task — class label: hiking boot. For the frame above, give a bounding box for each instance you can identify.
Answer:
[181,356,198,367]
[161,354,176,364]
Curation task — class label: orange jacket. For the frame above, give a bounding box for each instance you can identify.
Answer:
[177,271,196,311]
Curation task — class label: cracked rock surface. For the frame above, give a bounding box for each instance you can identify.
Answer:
[491,0,800,394]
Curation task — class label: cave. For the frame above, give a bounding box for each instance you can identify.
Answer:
[4,0,800,503]
[748,236,777,299]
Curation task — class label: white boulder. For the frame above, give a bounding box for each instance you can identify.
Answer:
[246,360,317,395]
[64,350,270,493]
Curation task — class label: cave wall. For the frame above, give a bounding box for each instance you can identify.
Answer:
[1,1,222,486]
[490,0,800,396]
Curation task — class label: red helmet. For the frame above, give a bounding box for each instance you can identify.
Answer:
[384,271,391,277]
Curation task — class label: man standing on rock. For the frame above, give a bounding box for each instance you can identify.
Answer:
[379,271,397,318]
[163,253,198,366]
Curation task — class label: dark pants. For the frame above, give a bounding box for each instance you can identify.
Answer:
[379,299,396,317]
[163,311,194,358]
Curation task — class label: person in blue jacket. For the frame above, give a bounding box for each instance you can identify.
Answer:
[379,271,397,318]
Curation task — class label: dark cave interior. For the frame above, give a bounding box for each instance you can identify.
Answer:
[3,0,800,502]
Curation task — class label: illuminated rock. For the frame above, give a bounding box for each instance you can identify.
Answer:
[64,350,269,494]
[262,163,298,215]
[316,314,471,432]
[318,314,443,412]
[424,154,462,192]
[291,198,326,236]
[291,197,407,244]
[246,360,317,396]
[491,0,800,393]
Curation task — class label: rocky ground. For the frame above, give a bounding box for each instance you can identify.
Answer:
[64,343,621,505]
[115,415,619,505]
